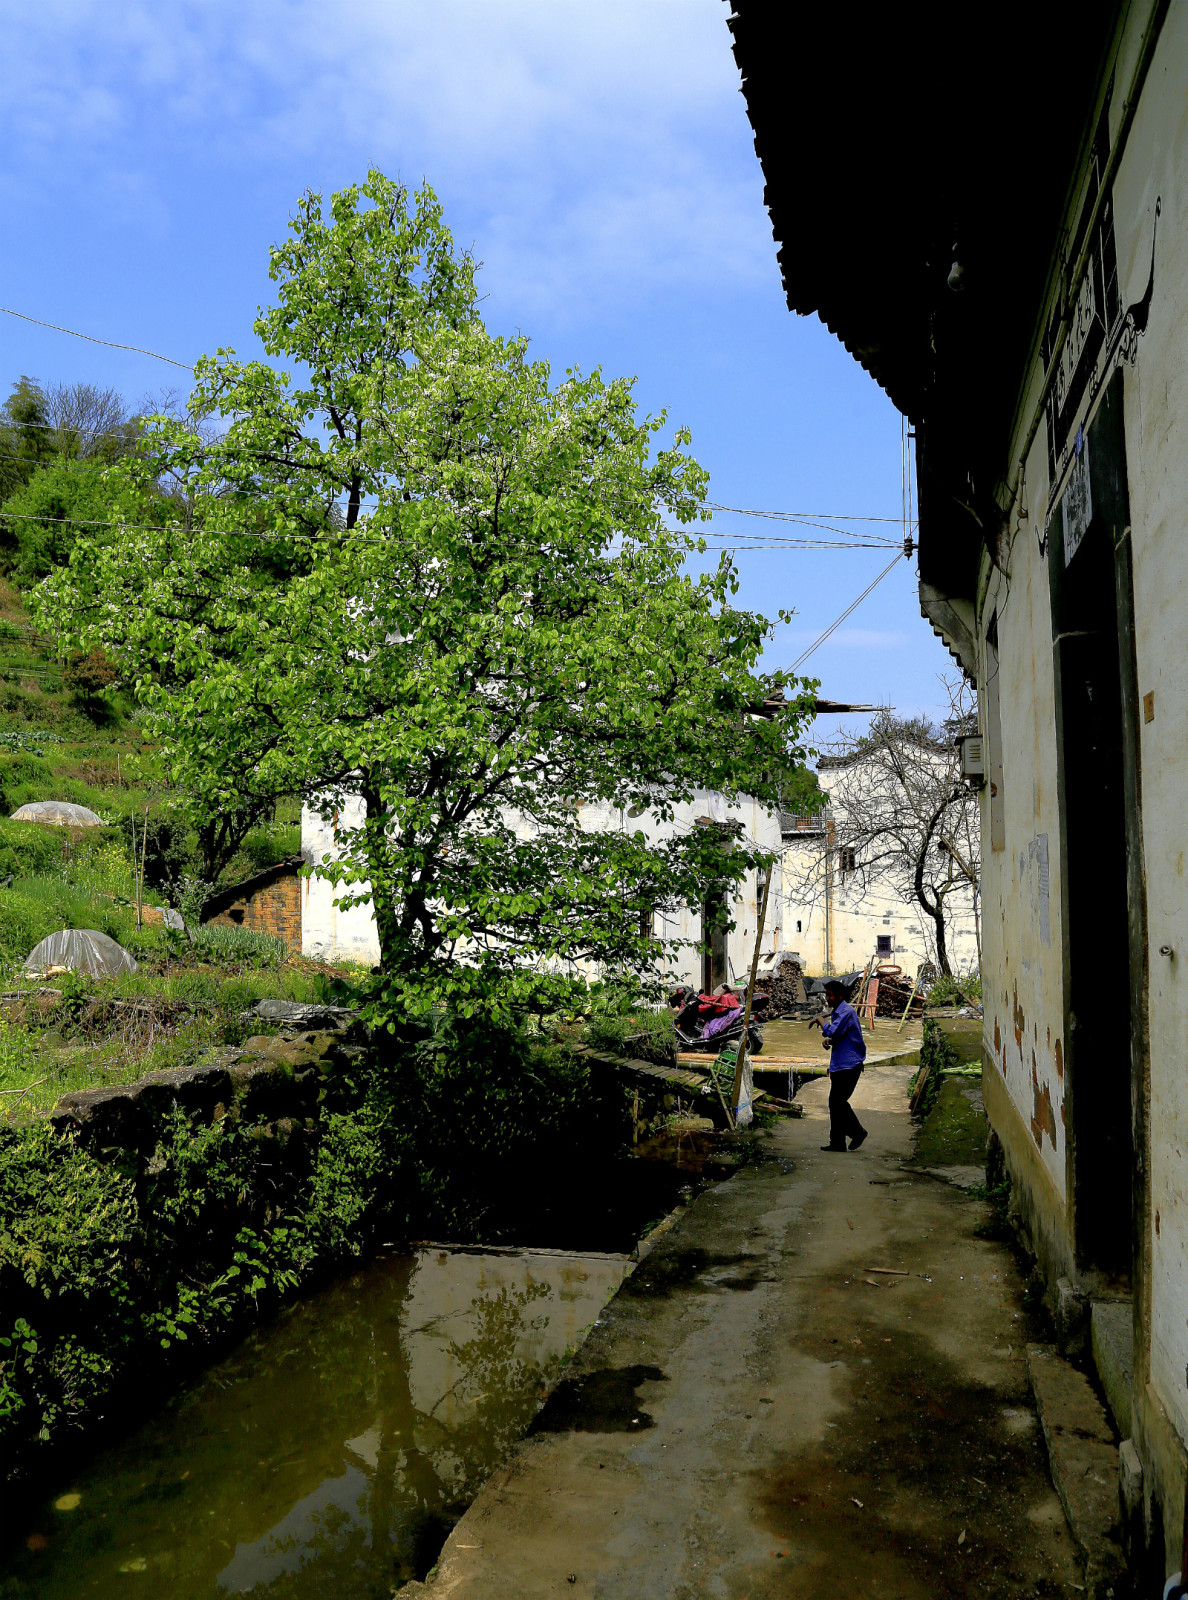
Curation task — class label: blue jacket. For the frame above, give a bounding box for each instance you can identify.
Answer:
[822,1000,866,1071]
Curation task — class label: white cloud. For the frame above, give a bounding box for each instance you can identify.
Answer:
[0,0,773,319]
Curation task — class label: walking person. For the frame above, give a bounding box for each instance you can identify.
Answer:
[809,978,868,1152]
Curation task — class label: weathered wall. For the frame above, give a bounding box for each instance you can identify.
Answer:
[964,0,1188,1564]
[301,789,785,990]
[206,871,302,947]
[1111,0,1188,1539]
[977,541,1066,1208]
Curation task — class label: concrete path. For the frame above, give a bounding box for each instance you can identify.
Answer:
[408,1065,1084,1599]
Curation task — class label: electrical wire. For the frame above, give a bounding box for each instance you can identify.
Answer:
[0,506,904,555]
[787,551,904,672]
[706,501,899,524]
[0,308,193,370]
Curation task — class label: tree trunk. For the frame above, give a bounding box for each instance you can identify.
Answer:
[931,903,951,976]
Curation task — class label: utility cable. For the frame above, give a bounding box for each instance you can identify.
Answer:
[0,308,193,370]
[0,506,903,554]
[706,501,899,523]
[788,551,903,672]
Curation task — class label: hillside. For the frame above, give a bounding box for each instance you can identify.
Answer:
[0,574,340,1117]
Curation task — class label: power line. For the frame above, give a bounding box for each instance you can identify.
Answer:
[788,551,904,672]
[0,506,901,555]
[0,308,193,371]
[706,501,902,526]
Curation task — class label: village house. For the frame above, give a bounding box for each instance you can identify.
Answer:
[300,791,785,991]
[779,749,980,979]
[731,0,1188,1576]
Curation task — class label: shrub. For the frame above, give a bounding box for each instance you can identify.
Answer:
[0,818,68,881]
[239,823,301,872]
[926,969,982,1007]
[372,1011,631,1240]
[190,923,287,967]
[909,1019,960,1118]
[0,1123,137,1444]
[584,1008,675,1067]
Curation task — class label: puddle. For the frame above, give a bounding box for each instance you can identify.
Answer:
[0,1246,628,1597]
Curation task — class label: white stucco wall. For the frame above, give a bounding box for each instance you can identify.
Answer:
[301,796,383,966]
[965,0,1188,1453]
[779,758,981,979]
[1110,0,1188,1442]
[301,788,785,987]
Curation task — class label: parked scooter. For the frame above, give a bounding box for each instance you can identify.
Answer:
[669,985,767,1054]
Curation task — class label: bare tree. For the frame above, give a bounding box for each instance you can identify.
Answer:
[786,677,981,976]
[40,381,141,460]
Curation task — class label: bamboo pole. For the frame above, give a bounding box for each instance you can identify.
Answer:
[137,806,148,928]
[130,812,138,923]
[731,860,772,1111]
[897,970,922,1032]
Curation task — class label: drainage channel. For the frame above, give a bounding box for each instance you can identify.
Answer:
[0,1245,631,1598]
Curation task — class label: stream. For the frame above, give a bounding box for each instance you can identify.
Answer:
[0,1245,630,1598]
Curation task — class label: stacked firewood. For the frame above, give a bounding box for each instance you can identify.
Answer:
[872,969,925,1019]
[753,957,810,1017]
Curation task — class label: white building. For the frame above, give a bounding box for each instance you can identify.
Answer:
[778,752,981,979]
[301,788,785,990]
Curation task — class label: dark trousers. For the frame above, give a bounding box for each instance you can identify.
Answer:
[827,1067,865,1148]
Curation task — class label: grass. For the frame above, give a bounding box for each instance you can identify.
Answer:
[0,578,372,1118]
[0,956,365,1117]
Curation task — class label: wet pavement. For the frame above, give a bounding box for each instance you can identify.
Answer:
[409,1063,1084,1599]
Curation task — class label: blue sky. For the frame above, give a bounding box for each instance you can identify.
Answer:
[0,0,956,746]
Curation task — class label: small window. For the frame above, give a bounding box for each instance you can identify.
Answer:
[796,919,803,933]
[839,847,857,873]
[877,934,892,956]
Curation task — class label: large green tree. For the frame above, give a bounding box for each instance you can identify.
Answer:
[33,172,816,1010]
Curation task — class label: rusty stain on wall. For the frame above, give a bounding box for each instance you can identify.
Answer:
[1030,1053,1058,1150]
[1013,982,1026,1051]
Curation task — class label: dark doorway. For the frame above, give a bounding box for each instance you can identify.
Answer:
[1050,372,1138,1281]
[701,890,728,993]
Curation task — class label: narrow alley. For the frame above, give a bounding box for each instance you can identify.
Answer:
[406,1065,1095,1599]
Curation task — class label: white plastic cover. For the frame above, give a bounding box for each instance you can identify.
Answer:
[23,929,139,978]
[10,801,104,827]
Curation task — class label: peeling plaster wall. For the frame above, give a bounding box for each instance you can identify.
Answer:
[978,515,1066,1203]
[300,789,784,989]
[1110,0,1188,1451]
[964,0,1188,1531]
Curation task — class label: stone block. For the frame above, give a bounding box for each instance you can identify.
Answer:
[1092,1300,1135,1438]
[1028,1343,1125,1597]
[1053,1274,1090,1352]
[134,1064,235,1126]
[51,1082,155,1153]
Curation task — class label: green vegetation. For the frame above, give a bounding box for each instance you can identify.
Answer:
[0,177,815,1487]
[926,968,983,1007]
[0,1012,629,1483]
[32,171,817,1023]
[580,980,676,1068]
[908,1018,962,1119]
[912,1075,989,1166]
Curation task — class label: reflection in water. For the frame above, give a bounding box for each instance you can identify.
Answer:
[0,1248,627,1600]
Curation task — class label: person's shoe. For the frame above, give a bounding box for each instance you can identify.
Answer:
[819,1143,848,1152]
[849,1128,868,1151]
